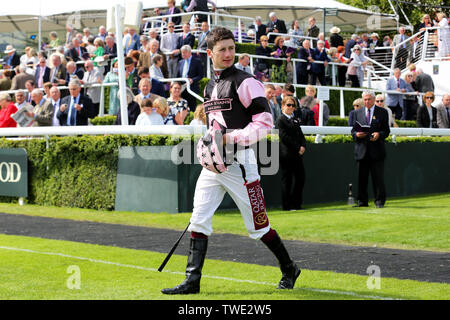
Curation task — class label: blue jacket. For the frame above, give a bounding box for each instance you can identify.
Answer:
[124,33,140,54]
[385,77,409,108]
[311,48,329,75]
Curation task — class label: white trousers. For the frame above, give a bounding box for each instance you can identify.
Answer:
[189,149,271,240]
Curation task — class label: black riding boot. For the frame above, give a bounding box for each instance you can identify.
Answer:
[161,237,208,295]
[262,230,301,289]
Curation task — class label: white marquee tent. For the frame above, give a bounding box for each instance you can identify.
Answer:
[0,0,398,51]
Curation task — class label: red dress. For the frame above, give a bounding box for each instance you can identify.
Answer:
[0,102,18,127]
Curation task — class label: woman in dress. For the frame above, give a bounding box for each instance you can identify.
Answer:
[166,82,189,124]
[270,36,290,83]
[103,58,120,115]
[435,12,450,57]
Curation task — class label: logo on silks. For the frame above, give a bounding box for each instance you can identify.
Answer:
[246,180,269,230]
[0,162,21,183]
[197,119,231,174]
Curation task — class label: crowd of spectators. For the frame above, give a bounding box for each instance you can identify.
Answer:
[0,4,449,129]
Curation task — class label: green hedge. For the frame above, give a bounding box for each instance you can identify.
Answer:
[1,135,449,210]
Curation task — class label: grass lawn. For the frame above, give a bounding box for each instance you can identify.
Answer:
[0,234,448,300]
[0,193,449,251]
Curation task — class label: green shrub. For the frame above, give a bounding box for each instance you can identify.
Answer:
[1,134,447,210]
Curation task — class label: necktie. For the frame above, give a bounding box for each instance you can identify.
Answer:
[68,97,77,126]
[182,59,189,78]
[447,108,450,126]
[397,79,400,88]
[366,109,371,124]
[38,67,44,88]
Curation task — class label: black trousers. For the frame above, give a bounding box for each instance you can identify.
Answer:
[348,74,360,87]
[337,66,347,87]
[389,103,403,120]
[310,72,326,86]
[357,155,386,205]
[280,156,305,210]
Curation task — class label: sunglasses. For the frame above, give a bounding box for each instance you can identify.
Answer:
[285,103,296,107]
[168,26,174,28]
[353,105,360,107]
[425,96,434,100]
[376,100,384,102]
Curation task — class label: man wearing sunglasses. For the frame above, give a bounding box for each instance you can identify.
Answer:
[160,22,181,78]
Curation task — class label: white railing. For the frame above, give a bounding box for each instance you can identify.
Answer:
[1,83,118,117]
[144,11,256,44]
[266,32,318,48]
[266,81,442,120]
[1,124,450,138]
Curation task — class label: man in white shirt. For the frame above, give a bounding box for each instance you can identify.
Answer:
[49,86,62,126]
[14,91,30,110]
[234,54,253,75]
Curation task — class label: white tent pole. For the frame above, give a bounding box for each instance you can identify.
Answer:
[38,0,42,51]
[115,4,129,125]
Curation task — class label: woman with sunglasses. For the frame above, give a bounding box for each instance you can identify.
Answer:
[347,45,368,87]
[417,92,438,128]
[271,36,290,83]
[275,96,307,211]
[255,35,272,80]
[403,72,419,120]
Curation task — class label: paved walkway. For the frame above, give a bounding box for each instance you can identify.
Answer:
[0,212,448,283]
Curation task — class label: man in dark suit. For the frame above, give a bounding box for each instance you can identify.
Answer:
[345,34,359,58]
[249,16,267,43]
[275,95,307,211]
[67,38,88,63]
[350,91,390,208]
[50,54,67,86]
[177,45,204,111]
[64,61,84,86]
[267,12,287,43]
[57,78,94,126]
[165,0,182,26]
[136,67,166,98]
[34,57,51,88]
[196,21,210,77]
[310,40,330,86]
[296,40,313,85]
[306,17,320,47]
[414,68,435,93]
[177,23,196,51]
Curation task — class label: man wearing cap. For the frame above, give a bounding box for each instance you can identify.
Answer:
[4,45,20,71]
